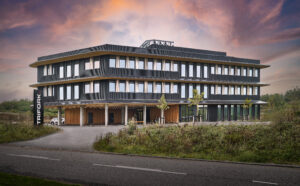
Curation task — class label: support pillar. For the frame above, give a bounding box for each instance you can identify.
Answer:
[125,105,128,126]
[234,105,237,121]
[221,105,224,121]
[228,104,231,121]
[80,106,84,127]
[143,105,147,125]
[240,105,244,121]
[257,105,260,120]
[105,104,108,126]
[58,107,62,126]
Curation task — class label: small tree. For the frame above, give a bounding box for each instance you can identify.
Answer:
[242,98,253,120]
[157,94,169,124]
[188,89,204,124]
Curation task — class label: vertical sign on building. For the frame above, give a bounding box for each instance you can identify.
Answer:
[33,89,44,125]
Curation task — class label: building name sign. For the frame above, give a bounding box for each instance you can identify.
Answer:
[33,89,44,125]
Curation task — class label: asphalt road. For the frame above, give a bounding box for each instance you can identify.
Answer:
[0,145,299,186]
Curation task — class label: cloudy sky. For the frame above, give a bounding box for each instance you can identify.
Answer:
[0,0,299,102]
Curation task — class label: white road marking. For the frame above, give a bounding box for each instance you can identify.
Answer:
[93,163,187,175]
[7,153,60,161]
[252,180,278,185]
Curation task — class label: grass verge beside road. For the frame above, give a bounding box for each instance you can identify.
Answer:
[0,123,60,143]
[94,123,300,165]
[0,172,78,186]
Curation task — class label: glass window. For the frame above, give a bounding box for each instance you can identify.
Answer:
[204,65,208,78]
[52,66,55,75]
[189,64,193,77]
[67,65,71,77]
[237,86,241,95]
[181,64,186,77]
[224,66,228,75]
[243,68,247,76]
[217,85,222,94]
[156,83,162,93]
[74,85,79,99]
[48,65,52,75]
[156,61,162,70]
[59,86,64,100]
[230,67,234,75]
[67,85,71,100]
[148,82,153,93]
[237,67,241,76]
[109,81,116,92]
[195,85,200,95]
[85,83,90,94]
[189,84,193,98]
[249,68,253,77]
[224,86,228,95]
[211,85,215,94]
[165,62,170,71]
[217,66,222,74]
[165,83,170,93]
[138,60,144,69]
[43,65,47,76]
[85,61,91,70]
[243,87,247,95]
[94,82,100,93]
[254,69,258,77]
[119,82,125,92]
[148,61,153,70]
[211,66,215,75]
[181,84,186,98]
[52,86,55,97]
[94,60,100,69]
[204,85,208,98]
[129,59,135,69]
[230,86,235,95]
[109,58,116,68]
[138,82,144,93]
[59,66,64,78]
[249,87,253,95]
[43,87,47,97]
[47,86,52,97]
[173,63,178,71]
[254,87,258,95]
[129,81,135,92]
[119,58,126,68]
[196,65,201,78]
[74,64,79,76]
[173,83,178,93]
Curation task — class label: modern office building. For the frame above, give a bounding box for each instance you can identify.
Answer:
[30,39,269,125]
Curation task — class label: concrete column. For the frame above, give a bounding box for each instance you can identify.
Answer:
[153,59,157,70]
[116,80,119,92]
[126,80,129,92]
[90,57,93,69]
[143,105,147,125]
[145,58,148,70]
[144,81,148,93]
[58,107,62,126]
[162,60,165,71]
[171,61,174,71]
[234,105,237,121]
[121,107,125,124]
[125,105,128,126]
[80,106,84,127]
[116,56,120,68]
[105,104,108,126]
[90,81,94,93]
[135,57,139,69]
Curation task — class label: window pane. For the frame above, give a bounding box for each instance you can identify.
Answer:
[129,82,135,92]
[148,61,153,70]
[119,82,125,92]
[249,69,253,77]
[173,63,178,71]
[173,83,178,93]
[48,86,52,96]
[43,65,47,76]
[196,84,201,94]
[119,59,126,68]
[255,69,258,77]
[94,83,100,93]
[165,62,170,71]
[148,82,153,93]
[67,85,71,100]
[156,62,162,70]
[156,83,162,93]
[165,83,170,93]
[217,85,222,94]
[189,64,193,77]
[224,86,228,95]
[138,60,144,69]
[109,81,116,92]
[85,62,90,70]
[181,84,185,98]
[224,67,228,75]
[237,87,241,95]
[230,86,235,95]
[217,66,222,74]
[181,64,186,77]
[94,60,100,69]
[211,66,215,74]
[129,59,135,69]
[211,85,215,94]
[67,65,71,77]
[43,87,47,97]
[243,68,247,76]
[204,85,208,98]
[109,58,116,68]
[197,65,201,78]
[138,82,144,92]
[59,86,64,100]
[249,87,253,95]
[85,83,90,94]
[59,66,64,78]
[230,67,234,75]
[204,65,208,78]
[243,87,247,95]
[74,85,79,99]
[74,64,79,76]
[189,84,193,98]
[237,68,241,76]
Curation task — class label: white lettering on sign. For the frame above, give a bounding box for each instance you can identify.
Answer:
[37,94,41,125]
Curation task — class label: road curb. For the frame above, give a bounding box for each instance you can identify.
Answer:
[2,144,300,169]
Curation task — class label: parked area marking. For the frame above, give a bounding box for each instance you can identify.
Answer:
[7,154,60,161]
[93,163,187,175]
[252,180,278,185]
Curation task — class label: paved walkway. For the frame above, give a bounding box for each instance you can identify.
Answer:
[10,125,125,151]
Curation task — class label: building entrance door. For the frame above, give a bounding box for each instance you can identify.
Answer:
[88,112,93,124]
[109,113,114,124]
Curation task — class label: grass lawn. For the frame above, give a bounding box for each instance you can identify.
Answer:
[0,123,60,143]
[0,172,79,186]
[94,123,300,165]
